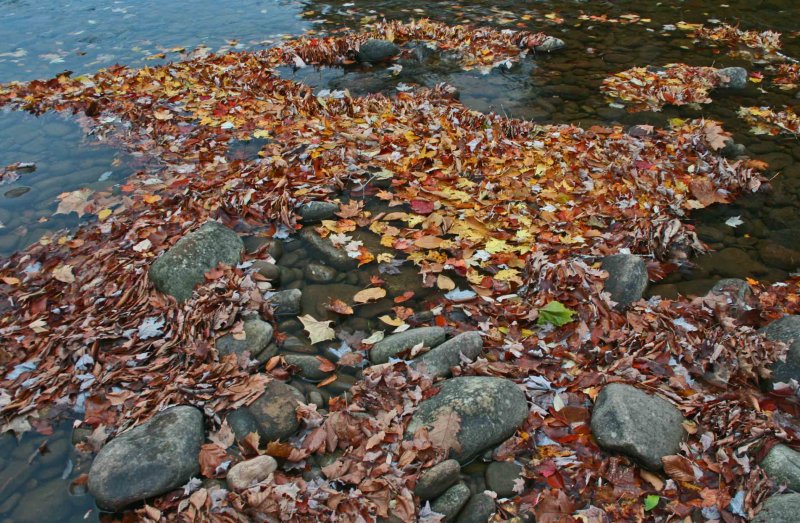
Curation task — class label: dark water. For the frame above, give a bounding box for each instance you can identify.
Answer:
[1,0,799,520]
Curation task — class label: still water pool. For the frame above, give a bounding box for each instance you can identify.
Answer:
[0,0,799,521]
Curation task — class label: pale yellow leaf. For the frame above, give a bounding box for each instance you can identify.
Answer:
[298,314,335,344]
[354,287,386,304]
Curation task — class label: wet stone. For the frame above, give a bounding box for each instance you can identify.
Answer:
[406,377,529,464]
[216,318,274,359]
[760,315,800,387]
[716,66,748,89]
[285,353,333,382]
[88,405,204,511]
[534,36,565,53]
[230,379,305,442]
[4,186,30,198]
[456,492,496,523]
[304,263,338,284]
[415,459,461,500]
[252,260,281,281]
[413,331,484,379]
[485,461,522,498]
[752,493,800,523]
[601,254,648,307]
[149,221,243,302]
[696,247,767,278]
[357,39,400,63]
[431,482,471,522]
[298,201,338,223]
[590,383,685,470]
[299,228,357,271]
[302,283,360,320]
[226,455,278,491]
[706,278,755,318]
[370,326,447,364]
[270,289,302,317]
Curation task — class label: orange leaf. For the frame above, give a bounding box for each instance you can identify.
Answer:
[316,356,337,373]
[326,299,354,315]
[354,287,386,303]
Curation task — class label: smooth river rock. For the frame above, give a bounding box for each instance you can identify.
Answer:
[88,405,204,510]
[761,315,800,386]
[228,379,305,443]
[149,221,243,302]
[485,461,523,498]
[456,492,496,523]
[216,318,274,360]
[431,482,471,522]
[716,66,748,89]
[601,254,648,307]
[226,455,278,491]
[371,327,447,364]
[299,228,358,271]
[357,39,400,63]
[298,201,338,223]
[415,459,461,500]
[590,383,685,470]
[413,331,483,379]
[752,494,800,523]
[761,444,800,491]
[406,377,529,463]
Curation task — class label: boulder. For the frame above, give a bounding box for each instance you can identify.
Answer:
[485,461,522,498]
[590,383,685,470]
[456,492,496,523]
[298,201,338,223]
[761,444,800,491]
[717,66,748,89]
[226,456,278,491]
[415,459,461,500]
[761,315,800,386]
[413,331,484,379]
[601,254,648,307]
[752,494,800,523]
[229,380,305,442]
[406,377,529,463]
[149,221,244,302]
[357,39,400,63]
[299,228,358,271]
[371,327,447,364]
[270,289,302,317]
[431,482,471,522]
[534,36,566,53]
[88,406,204,511]
[216,318,274,359]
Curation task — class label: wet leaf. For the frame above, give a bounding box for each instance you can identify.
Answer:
[354,287,386,303]
[298,314,336,344]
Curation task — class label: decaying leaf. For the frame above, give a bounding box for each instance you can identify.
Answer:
[298,314,336,344]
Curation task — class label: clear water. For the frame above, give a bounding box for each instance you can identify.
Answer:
[1,0,799,520]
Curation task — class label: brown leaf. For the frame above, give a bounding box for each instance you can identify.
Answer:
[427,405,462,455]
[662,454,696,483]
[198,443,229,478]
[326,298,354,315]
[354,287,386,303]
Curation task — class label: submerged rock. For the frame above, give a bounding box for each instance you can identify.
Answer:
[406,377,529,463]
[149,221,244,302]
[226,456,278,491]
[431,482,471,522]
[601,254,648,307]
[216,318,274,360]
[357,39,400,63]
[270,289,302,317]
[413,331,484,379]
[716,66,748,89]
[706,278,755,318]
[370,327,447,364]
[590,383,684,470]
[298,201,338,223]
[88,406,204,510]
[456,492,496,523]
[534,36,566,53]
[304,262,338,283]
[752,493,800,523]
[415,459,461,500]
[761,444,800,491]
[299,228,358,271]
[760,315,800,386]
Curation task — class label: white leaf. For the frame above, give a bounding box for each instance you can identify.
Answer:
[298,314,336,344]
[138,316,165,339]
[725,215,744,228]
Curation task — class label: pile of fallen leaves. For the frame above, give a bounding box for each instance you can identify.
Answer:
[0,18,797,523]
[771,63,800,90]
[600,64,724,112]
[693,24,782,60]
[738,105,800,136]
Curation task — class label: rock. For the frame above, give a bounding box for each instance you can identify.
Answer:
[299,228,357,271]
[601,254,648,307]
[534,36,566,53]
[304,263,338,283]
[456,492,496,523]
[243,236,283,259]
[270,289,302,317]
[149,221,244,302]
[226,455,278,491]
[761,315,800,386]
[370,327,447,364]
[590,383,685,470]
[717,67,748,89]
[762,444,800,491]
[413,331,484,379]
[720,139,748,159]
[227,407,262,443]
[301,283,360,320]
[752,494,800,523]
[88,406,204,511]
[485,461,522,498]
[249,380,306,441]
[759,240,800,271]
[415,459,461,500]
[285,353,333,382]
[299,201,339,223]
[431,482,471,522]
[357,39,400,63]
[705,278,755,318]
[697,247,767,278]
[252,260,281,281]
[406,377,529,463]
[216,318,274,359]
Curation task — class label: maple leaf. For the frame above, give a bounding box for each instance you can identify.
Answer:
[427,406,462,455]
[198,443,229,478]
[354,287,386,303]
[298,314,335,344]
[701,120,731,150]
[55,188,92,217]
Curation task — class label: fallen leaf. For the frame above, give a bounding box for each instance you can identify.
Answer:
[55,188,92,217]
[52,265,75,283]
[354,287,387,303]
[298,314,336,344]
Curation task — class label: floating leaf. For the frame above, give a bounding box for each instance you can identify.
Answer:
[354,287,386,303]
[298,314,336,344]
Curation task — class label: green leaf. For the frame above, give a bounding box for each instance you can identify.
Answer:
[644,495,660,512]
[536,301,576,327]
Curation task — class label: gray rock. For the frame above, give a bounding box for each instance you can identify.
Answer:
[149,221,244,302]
[285,353,333,382]
[717,66,748,89]
[431,482,471,522]
[304,263,338,283]
[485,461,522,498]
[706,278,755,318]
[534,36,566,53]
[299,228,357,271]
[761,315,800,386]
[601,254,648,307]
[406,377,529,464]
[762,444,800,491]
[299,201,339,223]
[590,383,685,470]
[415,459,461,500]
[252,260,281,281]
[456,492,496,523]
[357,39,400,63]
[752,494,800,523]
[370,327,447,364]
[270,289,302,317]
[227,408,261,443]
[249,380,306,441]
[216,318,274,359]
[413,331,483,379]
[88,406,204,511]
[226,455,278,491]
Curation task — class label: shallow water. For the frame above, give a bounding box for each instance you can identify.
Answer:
[1,0,799,520]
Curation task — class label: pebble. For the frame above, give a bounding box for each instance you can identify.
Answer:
[226,456,278,491]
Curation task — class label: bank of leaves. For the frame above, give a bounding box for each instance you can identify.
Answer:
[738,106,800,136]
[693,24,782,61]
[0,19,797,523]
